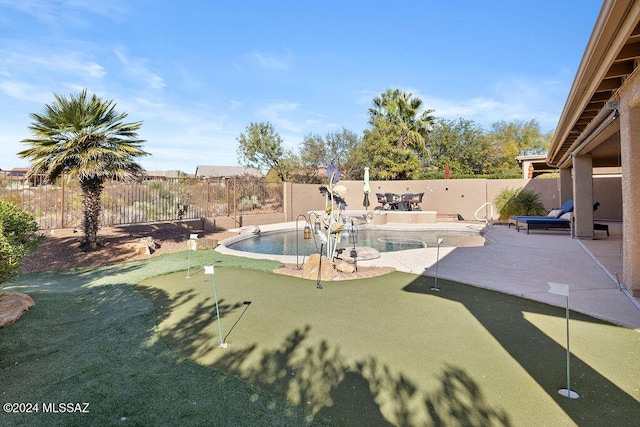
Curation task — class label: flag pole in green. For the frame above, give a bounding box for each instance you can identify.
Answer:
[186,233,198,278]
[548,282,579,399]
[205,265,227,348]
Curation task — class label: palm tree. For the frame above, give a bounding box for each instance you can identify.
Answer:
[368,89,435,152]
[19,89,149,249]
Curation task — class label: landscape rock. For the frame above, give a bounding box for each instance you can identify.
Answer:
[196,238,218,250]
[335,261,356,273]
[0,292,35,328]
[302,254,338,281]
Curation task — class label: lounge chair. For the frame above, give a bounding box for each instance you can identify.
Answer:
[508,199,574,229]
[515,216,572,234]
[514,201,600,234]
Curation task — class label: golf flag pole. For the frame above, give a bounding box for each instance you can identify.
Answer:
[548,282,579,399]
[431,238,444,291]
[205,265,226,348]
[186,233,198,278]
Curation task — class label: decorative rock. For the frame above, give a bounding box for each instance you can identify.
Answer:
[196,238,218,250]
[127,242,150,255]
[140,236,159,253]
[302,254,338,281]
[126,236,159,255]
[335,261,356,274]
[0,292,35,328]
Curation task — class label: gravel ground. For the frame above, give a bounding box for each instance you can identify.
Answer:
[20,226,237,274]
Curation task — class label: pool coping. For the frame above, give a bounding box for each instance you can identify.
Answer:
[215,220,486,265]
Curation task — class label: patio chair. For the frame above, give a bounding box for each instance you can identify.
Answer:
[384,193,401,210]
[508,199,574,229]
[409,192,424,210]
[515,201,600,234]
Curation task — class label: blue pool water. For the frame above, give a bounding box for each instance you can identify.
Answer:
[226,228,483,256]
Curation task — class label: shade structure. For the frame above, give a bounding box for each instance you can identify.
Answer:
[363,166,371,209]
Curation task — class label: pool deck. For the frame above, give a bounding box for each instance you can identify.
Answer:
[217,220,640,330]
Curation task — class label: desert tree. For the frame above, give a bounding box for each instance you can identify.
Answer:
[19,89,148,249]
[368,88,435,152]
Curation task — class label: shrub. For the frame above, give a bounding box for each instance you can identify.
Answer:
[494,188,546,222]
[495,187,522,222]
[517,190,546,216]
[0,199,43,284]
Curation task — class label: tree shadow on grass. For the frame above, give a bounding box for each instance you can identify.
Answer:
[140,269,637,425]
[139,274,514,425]
[137,284,247,360]
[209,325,510,426]
[403,276,640,426]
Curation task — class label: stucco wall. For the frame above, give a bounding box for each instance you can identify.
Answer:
[329,178,558,221]
[197,178,622,229]
[593,176,623,221]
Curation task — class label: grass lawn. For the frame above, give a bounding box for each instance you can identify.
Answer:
[2,249,640,426]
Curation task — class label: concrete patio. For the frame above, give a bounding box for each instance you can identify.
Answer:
[363,221,640,330]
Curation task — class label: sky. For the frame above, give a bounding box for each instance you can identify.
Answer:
[0,0,604,174]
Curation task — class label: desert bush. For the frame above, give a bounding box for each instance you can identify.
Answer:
[0,199,43,284]
[517,190,546,216]
[495,187,521,221]
[495,188,546,222]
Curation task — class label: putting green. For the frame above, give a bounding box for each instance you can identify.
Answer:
[140,267,640,426]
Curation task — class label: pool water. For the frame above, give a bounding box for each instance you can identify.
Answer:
[226,228,484,256]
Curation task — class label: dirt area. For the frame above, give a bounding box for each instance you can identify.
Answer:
[20,226,237,274]
[19,224,397,280]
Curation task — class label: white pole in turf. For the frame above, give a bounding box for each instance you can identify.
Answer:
[186,233,198,278]
[548,282,579,399]
[205,265,227,348]
[431,238,444,291]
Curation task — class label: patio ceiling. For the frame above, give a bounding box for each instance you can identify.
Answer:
[547,0,640,169]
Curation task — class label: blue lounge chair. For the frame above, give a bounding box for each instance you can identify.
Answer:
[515,216,572,234]
[508,199,574,230]
[514,201,600,234]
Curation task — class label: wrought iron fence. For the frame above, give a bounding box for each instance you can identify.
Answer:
[0,174,283,230]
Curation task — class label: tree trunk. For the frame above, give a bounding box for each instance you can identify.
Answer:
[80,177,104,250]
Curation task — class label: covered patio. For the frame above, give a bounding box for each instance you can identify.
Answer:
[547,0,640,298]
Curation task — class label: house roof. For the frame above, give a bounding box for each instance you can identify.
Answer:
[7,167,30,176]
[144,170,191,178]
[194,165,262,178]
[547,0,638,168]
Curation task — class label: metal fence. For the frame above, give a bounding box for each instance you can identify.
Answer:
[0,174,283,230]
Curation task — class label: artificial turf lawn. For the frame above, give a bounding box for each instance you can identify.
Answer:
[2,248,640,426]
[139,262,640,426]
[1,250,327,427]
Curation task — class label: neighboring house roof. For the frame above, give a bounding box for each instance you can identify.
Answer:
[194,165,262,178]
[8,167,30,177]
[516,155,556,179]
[144,170,191,179]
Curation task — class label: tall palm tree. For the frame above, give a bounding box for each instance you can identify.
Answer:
[368,88,435,152]
[19,89,149,249]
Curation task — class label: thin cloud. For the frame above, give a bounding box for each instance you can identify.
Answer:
[114,49,165,90]
[0,49,106,79]
[236,50,292,72]
[258,101,323,134]
[0,0,129,26]
[0,80,55,103]
[421,75,568,131]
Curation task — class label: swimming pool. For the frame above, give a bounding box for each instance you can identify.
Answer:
[225,228,485,256]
